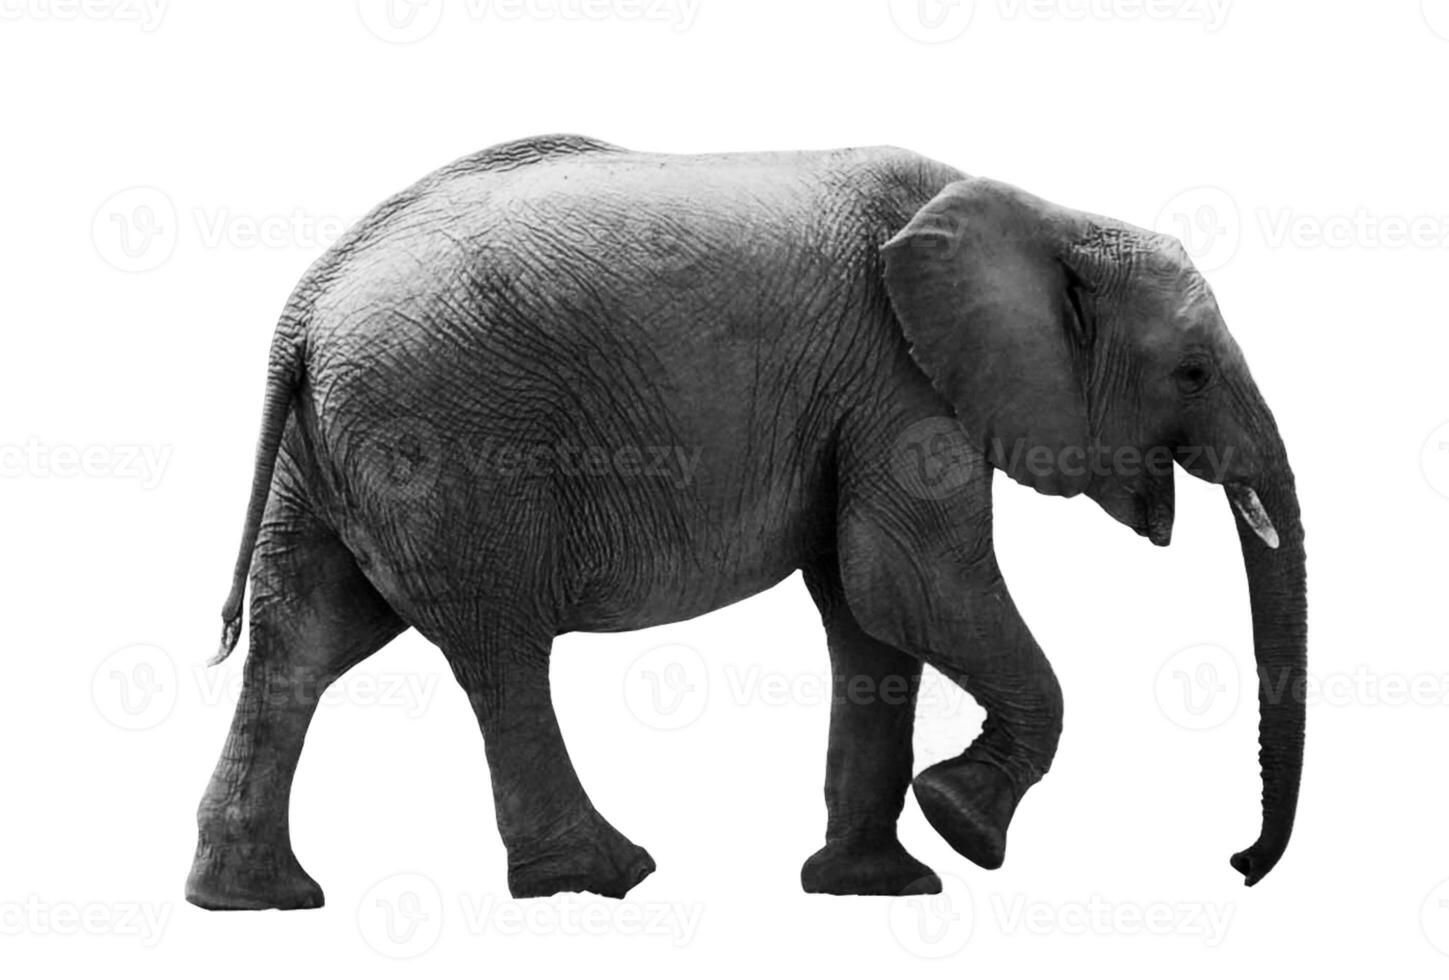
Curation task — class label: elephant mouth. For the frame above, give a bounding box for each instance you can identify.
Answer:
[1139,493,1175,547]
[1087,465,1176,547]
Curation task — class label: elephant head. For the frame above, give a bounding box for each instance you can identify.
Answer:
[881,178,1306,886]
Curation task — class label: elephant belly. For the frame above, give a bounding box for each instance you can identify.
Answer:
[561,558,801,634]
[556,470,829,634]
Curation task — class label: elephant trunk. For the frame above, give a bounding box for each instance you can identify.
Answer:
[1223,426,1306,886]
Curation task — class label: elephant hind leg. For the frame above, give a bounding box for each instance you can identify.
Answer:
[438,618,654,900]
[186,496,406,911]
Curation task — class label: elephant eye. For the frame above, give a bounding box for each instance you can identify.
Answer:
[1174,362,1211,394]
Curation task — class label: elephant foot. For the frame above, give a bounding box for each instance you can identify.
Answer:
[801,834,940,896]
[507,810,656,900]
[912,759,1020,871]
[186,839,325,911]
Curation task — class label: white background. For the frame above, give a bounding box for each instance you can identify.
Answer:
[3,0,1448,974]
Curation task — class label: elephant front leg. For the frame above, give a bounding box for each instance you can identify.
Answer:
[800,565,940,895]
[908,626,1063,872]
[446,631,655,899]
[835,458,1063,873]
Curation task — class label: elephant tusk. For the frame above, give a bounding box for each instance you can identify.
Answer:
[1227,484,1279,550]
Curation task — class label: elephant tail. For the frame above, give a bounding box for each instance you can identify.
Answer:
[211,327,305,666]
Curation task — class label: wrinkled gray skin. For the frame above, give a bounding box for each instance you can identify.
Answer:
[187,135,1306,910]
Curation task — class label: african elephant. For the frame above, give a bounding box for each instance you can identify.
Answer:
[186,134,1306,910]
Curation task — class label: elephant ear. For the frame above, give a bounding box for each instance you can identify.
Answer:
[882,178,1099,496]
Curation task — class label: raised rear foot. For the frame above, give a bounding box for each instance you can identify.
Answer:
[912,759,1020,871]
[801,834,940,895]
[507,808,655,899]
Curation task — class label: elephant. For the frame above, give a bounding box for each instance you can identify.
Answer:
[186,133,1307,910]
